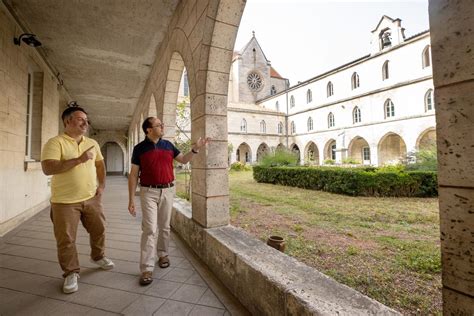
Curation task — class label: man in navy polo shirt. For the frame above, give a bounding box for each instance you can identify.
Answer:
[128,116,210,285]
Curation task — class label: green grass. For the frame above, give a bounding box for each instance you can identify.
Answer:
[175,170,441,315]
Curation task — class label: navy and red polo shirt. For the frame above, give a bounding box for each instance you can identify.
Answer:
[131,137,180,186]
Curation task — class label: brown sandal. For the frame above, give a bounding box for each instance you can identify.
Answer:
[158,256,170,268]
[139,271,153,286]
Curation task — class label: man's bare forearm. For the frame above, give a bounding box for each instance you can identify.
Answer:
[128,176,138,202]
[41,159,81,175]
[96,160,106,188]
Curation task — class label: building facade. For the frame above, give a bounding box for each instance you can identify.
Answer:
[223,16,435,166]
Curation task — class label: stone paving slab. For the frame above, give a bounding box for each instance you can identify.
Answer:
[0,176,248,316]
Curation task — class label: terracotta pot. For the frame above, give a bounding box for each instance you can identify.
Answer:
[267,235,286,252]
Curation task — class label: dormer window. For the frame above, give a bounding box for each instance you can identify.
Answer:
[380,29,392,49]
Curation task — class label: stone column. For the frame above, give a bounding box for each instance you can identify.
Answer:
[429,0,474,313]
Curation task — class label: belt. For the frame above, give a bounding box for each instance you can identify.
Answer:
[141,183,174,189]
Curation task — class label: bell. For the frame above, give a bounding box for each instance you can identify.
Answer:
[382,34,391,48]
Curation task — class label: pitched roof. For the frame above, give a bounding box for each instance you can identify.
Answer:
[270,67,283,79]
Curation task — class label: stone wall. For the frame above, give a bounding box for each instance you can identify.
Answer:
[0,4,68,235]
[429,0,474,313]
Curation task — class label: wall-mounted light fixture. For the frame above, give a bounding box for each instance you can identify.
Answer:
[67,101,79,107]
[13,33,42,47]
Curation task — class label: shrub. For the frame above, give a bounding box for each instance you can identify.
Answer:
[253,166,437,197]
[230,161,251,171]
[406,146,437,171]
[258,149,298,167]
[342,157,360,165]
[324,159,335,165]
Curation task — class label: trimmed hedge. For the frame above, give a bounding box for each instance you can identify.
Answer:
[253,166,438,197]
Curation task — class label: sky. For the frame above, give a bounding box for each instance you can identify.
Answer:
[235,0,430,86]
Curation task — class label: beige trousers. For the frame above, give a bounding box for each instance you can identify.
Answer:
[50,195,106,277]
[139,186,175,273]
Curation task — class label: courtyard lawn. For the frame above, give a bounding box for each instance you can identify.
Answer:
[175,170,441,315]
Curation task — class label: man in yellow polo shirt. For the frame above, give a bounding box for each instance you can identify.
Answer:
[41,106,114,294]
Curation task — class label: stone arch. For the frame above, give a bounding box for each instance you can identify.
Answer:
[256,143,270,162]
[139,113,145,142]
[236,142,252,163]
[378,132,407,165]
[324,139,337,161]
[416,127,436,150]
[348,136,370,164]
[304,141,319,165]
[276,143,286,151]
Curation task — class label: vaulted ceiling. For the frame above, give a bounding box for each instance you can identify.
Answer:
[4,0,180,131]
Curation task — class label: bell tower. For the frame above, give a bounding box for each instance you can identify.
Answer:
[370,15,406,54]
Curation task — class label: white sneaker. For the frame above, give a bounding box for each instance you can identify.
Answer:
[90,256,115,270]
[63,273,79,294]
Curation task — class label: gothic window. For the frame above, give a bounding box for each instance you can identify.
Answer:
[384,99,395,118]
[290,95,295,108]
[270,85,277,95]
[327,81,334,97]
[240,119,247,132]
[275,101,279,112]
[328,112,335,128]
[422,45,431,68]
[247,71,263,91]
[353,106,361,123]
[260,120,266,133]
[382,60,389,80]
[351,72,360,90]
[290,121,296,134]
[307,117,313,131]
[425,89,434,111]
[278,122,283,134]
[307,89,312,103]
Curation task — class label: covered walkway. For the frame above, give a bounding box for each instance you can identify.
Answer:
[0,176,247,316]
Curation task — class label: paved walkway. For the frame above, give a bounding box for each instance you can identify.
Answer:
[0,176,248,315]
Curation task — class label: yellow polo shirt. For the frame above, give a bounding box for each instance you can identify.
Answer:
[41,134,104,204]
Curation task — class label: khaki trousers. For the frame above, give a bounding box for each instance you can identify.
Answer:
[50,195,106,277]
[139,186,174,273]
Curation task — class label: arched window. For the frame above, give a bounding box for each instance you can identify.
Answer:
[353,106,361,123]
[382,60,389,80]
[240,119,247,132]
[422,45,431,68]
[183,72,189,96]
[351,72,360,90]
[260,120,266,133]
[290,121,296,134]
[307,117,313,131]
[328,112,335,128]
[290,95,295,108]
[278,122,283,134]
[384,99,395,118]
[425,89,434,111]
[270,85,277,95]
[306,89,312,103]
[275,101,280,112]
[327,81,334,97]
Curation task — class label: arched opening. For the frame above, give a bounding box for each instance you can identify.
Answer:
[378,133,407,165]
[236,143,252,164]
[417,128,437,151]
[101,142,124,175]
[256,143,270,162]
[276,143,286,151]
[148,93,157,118]
[304,141,319,165]
[290,143,301,163]
[348,136,370,165]
[324,139,337,161]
